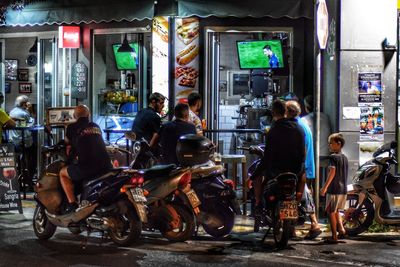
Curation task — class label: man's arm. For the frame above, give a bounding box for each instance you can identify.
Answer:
[149,132,159,148]
[0,109,16,129]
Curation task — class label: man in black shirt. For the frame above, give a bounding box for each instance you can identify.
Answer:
[150,103,196,165]
[131,92,166,142]
[252,99,305,208]
[60,105,112,212]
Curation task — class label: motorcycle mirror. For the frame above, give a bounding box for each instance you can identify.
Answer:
[124,131,136,141]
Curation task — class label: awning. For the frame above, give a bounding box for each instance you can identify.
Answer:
[177,0,313,19]
[3,0,155,26]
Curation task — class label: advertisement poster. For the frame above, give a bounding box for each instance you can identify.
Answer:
[360,106,384,141]
[359,142,383,165]
[0,144,21,212]
[152,16,169,112]
[174,17,200,102]
[358,72,382,104]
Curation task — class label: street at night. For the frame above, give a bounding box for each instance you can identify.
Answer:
[1,201,400,267]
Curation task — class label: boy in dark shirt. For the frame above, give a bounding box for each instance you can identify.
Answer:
[320,133,349,243]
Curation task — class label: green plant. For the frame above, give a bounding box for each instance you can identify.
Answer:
[367,220,391,233]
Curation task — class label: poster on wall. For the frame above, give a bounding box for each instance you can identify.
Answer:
[360,106,384,141]
[359,142,383,165]
[174,17,200,102]
[152,16,169,113]
[358,72,382,104]
[0,144,22,212]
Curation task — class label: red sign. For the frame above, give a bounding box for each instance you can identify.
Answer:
[58,26,80,48]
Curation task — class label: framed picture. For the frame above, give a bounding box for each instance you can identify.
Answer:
[19,83,32,94]
[46,107,77,126]
[5,82,11,94]
[5,59,18,81]
[17,69,29,81]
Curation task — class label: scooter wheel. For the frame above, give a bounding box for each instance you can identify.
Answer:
[202,206,235,238]
[160,204,195,242]
[33,204,56,240]
[108,201,142,246]
[341,193,374,236]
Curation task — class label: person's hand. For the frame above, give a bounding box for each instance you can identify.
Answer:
[320,187,327,197]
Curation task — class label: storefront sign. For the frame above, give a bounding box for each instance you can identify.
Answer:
[317,0,329,49]
[358,72,382,104]
[71,62,88,99]
[174,17,200,102]
[58,26,80,48]
[0,144,21,212]
[152,16,169,113]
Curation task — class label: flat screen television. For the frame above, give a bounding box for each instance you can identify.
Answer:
[112,43,139,70]
[236,40,284,69]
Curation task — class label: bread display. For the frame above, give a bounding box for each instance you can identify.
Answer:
[176,18,199,45]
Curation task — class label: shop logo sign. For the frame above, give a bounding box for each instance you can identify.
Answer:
[59,26,80,48]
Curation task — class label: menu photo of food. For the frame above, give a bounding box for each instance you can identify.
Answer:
[176,18,199,45]
[174,17,200,100]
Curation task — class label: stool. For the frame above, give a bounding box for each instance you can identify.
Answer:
[221,154,247,214]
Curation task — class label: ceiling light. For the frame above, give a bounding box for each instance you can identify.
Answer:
[118,34,134,53]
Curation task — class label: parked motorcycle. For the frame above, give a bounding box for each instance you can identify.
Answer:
[191,160,242,238]
[126,133,241,238]
[33,140,147,246]
[239,145,303,248]
[342,141,400,236]
[140,164,200,242]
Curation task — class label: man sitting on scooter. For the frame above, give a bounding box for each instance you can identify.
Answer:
[251,99,305,214]
[60,105,112,213]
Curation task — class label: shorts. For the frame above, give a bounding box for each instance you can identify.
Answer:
[325,194,346,213]
[67,164,89,183]
[301,183,315,214]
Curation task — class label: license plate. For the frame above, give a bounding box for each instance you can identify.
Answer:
[279,200,298,220]
[130,188,146,203]
[185,189,201,208]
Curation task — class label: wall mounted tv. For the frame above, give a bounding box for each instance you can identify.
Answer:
[112,43,139,70]
[236,40,284,69]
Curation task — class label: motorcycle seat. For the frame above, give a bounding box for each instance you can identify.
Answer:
[141,164,176,180]
[83,168,125,187]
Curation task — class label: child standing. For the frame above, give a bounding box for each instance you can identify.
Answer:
[320,133,349,244]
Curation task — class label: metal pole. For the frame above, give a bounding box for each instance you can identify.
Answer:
[315,52,321,219]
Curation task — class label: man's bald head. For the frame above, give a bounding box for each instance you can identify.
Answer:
[74,105,90,119]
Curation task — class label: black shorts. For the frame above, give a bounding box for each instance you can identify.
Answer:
[67,164,90,183]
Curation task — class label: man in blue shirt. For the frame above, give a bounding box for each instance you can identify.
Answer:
[286,100,321,239]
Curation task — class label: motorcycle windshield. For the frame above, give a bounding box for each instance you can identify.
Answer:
[373,141,396,157]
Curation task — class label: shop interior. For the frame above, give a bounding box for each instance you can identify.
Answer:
[92,31,152,135]
[209,31,292,154]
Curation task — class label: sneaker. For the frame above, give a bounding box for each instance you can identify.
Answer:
[65,202,78,214]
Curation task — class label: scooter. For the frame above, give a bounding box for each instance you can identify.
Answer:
[33,140,147,246]
[191,160,242,238]
[140,164,200,242]
[342,141,400,236]
[126,132,240,238]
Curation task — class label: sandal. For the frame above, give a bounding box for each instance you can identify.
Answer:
[338,232,348,239]
[304,229,322,240]
[324,237,339,244]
